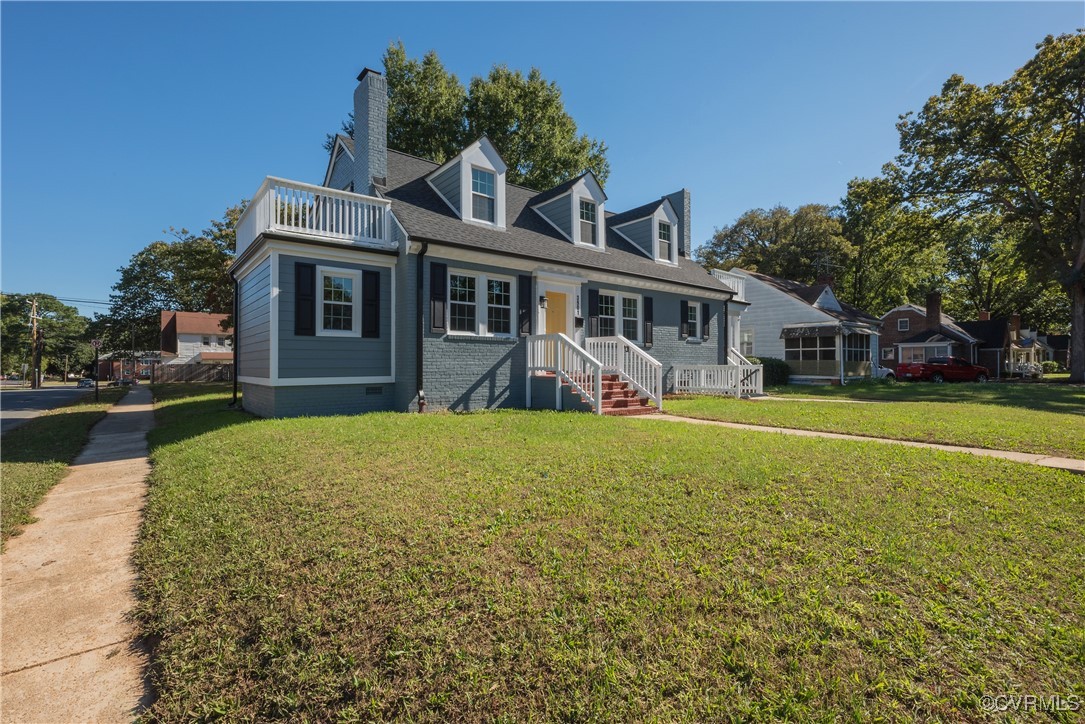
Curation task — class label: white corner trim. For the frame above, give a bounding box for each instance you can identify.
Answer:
[270,252,279,381]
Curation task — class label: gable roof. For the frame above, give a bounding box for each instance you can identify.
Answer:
[162,311,232,336]
[378,150,731,294]
[957,318,1009,348]
[883,303,980,344]
[606,199,666,228]
[897,330,969,346]
[736,269,880,325]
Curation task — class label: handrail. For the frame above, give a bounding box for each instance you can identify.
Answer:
[728,347,753,366]
[235,176,393,257]
[584,335,663,410]
[526,333,604,414]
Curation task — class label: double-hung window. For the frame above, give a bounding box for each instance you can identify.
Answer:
[658,222,673,262]
[579,200,597,246]
[685,301,700,339]
[471,169,496,223]
[597,291,640,342]
[740,329,755,357]
[897,318,910,332]
[318,267,362,336]
[449,270,514,336]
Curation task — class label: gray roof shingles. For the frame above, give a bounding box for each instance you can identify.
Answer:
[378,150,733,294]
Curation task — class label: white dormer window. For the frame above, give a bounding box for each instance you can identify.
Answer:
[658,222,672,261]
[579,200,598,246]
[471,168,496,223]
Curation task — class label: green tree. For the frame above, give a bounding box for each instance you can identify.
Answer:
[0,293,91,377]
[940,214,1031,322]
[327,44,610,190]
[896,32,1085,381]
[696,204,855,287]
[99,204,242,355]
[465,65,609,189]
[837,176,946,315]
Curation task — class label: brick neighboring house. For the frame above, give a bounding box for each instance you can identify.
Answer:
[96,351,159,381]
[879,293,979,367]
[160,311,234,365]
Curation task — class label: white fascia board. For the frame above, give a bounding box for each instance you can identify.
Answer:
[273,375,396,387]
[264,239,398,268]
[233,244,272,279]
[425,244,732,300]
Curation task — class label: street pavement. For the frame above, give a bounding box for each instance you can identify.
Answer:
[0,386,91,435]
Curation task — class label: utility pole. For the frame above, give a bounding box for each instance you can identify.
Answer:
[29,297,39,389]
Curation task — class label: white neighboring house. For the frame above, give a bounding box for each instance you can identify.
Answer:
[160,311,234,365]
[723,268,882,383]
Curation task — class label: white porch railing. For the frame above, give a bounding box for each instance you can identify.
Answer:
[584,336,663,410]
[711,269,746,301]
[526,333,604,414]
[727,347,753,366]
[673,364,764,397]
[236,177,393,257]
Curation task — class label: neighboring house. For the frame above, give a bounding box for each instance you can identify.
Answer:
[880,293,980,367]
[722,269,881,383]
[96,351,159,381]
[160,311,234,365]
[230,68,751,418]
[958,313,1053,377]
[1044,334,1070,369]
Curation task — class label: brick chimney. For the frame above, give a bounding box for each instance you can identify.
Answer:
[353,68,388,195]
[1010,313,1021,338]
[978,310,990,321]
[925,291,942,331]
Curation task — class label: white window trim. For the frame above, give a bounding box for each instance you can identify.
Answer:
[597,289,642,343]
[316,265,363,338]
[447,268,516,338]
[470,166,497,224]
[898,318,910,332]
[685,300,701,341]
[657,220,676,264]
[577,198,600,248]
[740,328,755,357]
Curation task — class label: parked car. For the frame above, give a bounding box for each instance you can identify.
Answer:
[77,378,95,388]
[896,356,990,383]
[872,364,895,380]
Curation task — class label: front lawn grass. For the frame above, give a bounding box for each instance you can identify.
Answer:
[137,388,1084,721]
[666,388,1085,458]
[1,388,127,547]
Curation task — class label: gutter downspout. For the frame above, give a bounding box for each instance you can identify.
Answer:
[839,327,846,386]
[722,298,730,364]
[231,271,240,407]
[416,242,428,412]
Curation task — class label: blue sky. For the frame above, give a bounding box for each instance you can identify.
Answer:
[2,2,1080,318]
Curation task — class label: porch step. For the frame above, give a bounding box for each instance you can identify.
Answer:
[575,377,658,416]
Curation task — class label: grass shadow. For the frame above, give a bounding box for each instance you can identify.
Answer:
[146,384,258,453]
[771,380,1085,414]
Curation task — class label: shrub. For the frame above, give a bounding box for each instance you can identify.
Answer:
[749,357,791,386]
[1041,360,1060,374]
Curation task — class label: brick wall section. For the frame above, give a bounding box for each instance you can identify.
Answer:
[879,308,927,364]
[353,71,388,194]
[241,382,275,418]
[272,384,396,417]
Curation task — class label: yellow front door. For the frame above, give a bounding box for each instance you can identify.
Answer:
[545,291,568,335]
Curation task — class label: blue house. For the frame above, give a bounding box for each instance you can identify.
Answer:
[230,68,755,417]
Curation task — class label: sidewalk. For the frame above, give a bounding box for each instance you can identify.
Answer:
[642,414,1085,473]
[1,385,155,722]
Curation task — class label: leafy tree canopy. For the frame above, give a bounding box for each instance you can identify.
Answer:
[895,31,1085,380]
[326,42,609,190]
[97,204,243,355]
[1,293,92,376]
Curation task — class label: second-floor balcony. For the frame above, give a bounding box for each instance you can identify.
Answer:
[236,177,394,258]
[711,269,746,302]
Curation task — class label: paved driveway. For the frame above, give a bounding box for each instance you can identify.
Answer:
[0,387,90,435]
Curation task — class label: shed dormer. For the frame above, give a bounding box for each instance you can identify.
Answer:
[425,137,508,230]
[531,172,608,249]
[610,198,681,265]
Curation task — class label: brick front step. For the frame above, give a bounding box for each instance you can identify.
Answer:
[601,404,658,416]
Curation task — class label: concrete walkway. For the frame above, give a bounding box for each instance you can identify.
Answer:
[643,414,1085,473]
[1,385,155,722]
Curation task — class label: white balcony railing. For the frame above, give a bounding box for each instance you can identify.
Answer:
[584,335,663,410]
[236,177,393,257]
[711,269,746,301]
[673,363,764,397]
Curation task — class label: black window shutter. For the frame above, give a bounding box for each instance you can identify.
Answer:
[587,288,600,337]
[679,300,689,339]
[295,262,316,336]
[518,274,533,336]
[643,297,654,348]
[430,262,447,334]
[362,270,380,338]
[702,302,711,340]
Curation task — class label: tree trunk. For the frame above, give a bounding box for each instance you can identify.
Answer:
[1071,277,1085,383]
